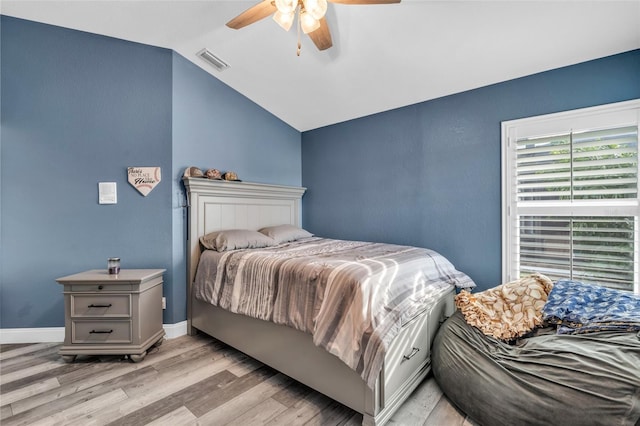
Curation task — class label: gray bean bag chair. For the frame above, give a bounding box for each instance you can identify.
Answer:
[432,310,640,426]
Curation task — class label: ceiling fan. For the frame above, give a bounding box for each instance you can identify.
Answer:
[226,0,401,55]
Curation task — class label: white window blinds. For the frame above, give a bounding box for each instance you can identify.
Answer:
[516,126,638,202]
[502,100,640,293]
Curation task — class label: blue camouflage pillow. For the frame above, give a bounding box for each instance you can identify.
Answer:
[542,280,640,334]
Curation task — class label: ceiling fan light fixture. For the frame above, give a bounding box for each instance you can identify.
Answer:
[275,0,298,14]
[229,0,395,54]
[300,10,320,34]
[302,0,327,20]
[273,10,295,31]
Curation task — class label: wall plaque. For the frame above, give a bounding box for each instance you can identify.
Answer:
[128,167,161,196]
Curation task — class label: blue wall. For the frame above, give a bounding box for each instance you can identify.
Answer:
[302,50,640,291]
[1,16,173,328]
[170,53,301,322]
[0,16,301,328]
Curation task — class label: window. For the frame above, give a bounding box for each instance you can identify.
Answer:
[502,99,640,293]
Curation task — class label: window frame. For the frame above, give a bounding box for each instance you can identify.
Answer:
[501,99,640,294]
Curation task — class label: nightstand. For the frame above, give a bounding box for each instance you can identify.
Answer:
[56,269,166,363]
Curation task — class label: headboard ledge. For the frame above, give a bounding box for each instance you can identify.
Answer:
[183,177,306,202]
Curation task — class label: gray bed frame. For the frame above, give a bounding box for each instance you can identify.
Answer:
[183,177,454,425]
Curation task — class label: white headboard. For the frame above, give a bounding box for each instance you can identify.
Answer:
[182,177,306,319]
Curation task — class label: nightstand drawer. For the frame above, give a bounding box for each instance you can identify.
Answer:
[71,294,131,318]
[72,320,132,344]
[71,284,133,292]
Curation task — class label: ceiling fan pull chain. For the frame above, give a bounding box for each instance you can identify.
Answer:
[296,6,302,56]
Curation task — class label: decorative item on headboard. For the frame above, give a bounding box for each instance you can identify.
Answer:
[183,166,203,178]
[128,167,161,196]
[222,171,241,181]
[205,168,222,180]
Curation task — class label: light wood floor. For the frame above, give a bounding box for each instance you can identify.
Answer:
[0,334,474,425]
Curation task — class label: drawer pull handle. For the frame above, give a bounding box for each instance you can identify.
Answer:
[88,303,112,308]
[402,347,420,361]
[89,329,113,334]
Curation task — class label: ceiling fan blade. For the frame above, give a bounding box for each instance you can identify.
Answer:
[226,0,278,30]
[308,17,333,51]
[328,0,400,4]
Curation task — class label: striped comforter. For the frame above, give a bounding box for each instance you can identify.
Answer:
[193,237,475,388]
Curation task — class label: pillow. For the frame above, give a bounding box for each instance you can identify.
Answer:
[258,224,313,244]
[454,273,554,341]
[199,229,276,252]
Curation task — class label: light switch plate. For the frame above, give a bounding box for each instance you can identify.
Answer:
[99,182,117,204]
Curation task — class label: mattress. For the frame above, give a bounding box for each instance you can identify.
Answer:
[193,236,475,388]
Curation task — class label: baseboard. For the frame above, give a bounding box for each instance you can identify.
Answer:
[162,321,188,339]
[0,327,66,344]
[0,321,188,344]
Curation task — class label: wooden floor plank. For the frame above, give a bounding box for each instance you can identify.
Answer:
[56,335,211,388]
[388,374,443,425]
[0,377,60,407]
[105,370,238,426]
[122,344,238,399]
[194,372,294,425]
[0,345,60,371]
[187,365,278,418]
[0,359,67,386]
[423,394,466,426]
[271,378,314,407]
[225,397,289,425]
[0,343,59,360]
[8,343,204,417]
[149,338,227,373]
[0,343,34,354]
[1,361,81,395]
[4,366,157,426]
[305,399,358,426]
[30,388,129,426]
[266,389,335,425]
[225,352,263,377]
[145,406,198,425]
[71,351,242,425]
[1,404,13,419]
[5,337,214,423]
[340,413,364,426]
[0,336,468,426]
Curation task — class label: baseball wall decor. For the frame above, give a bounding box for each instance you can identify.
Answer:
[128,167,161,196]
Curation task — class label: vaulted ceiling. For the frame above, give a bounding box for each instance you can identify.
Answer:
[3,1,639,131]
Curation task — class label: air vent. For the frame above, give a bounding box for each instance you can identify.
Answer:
[197,49,230,72]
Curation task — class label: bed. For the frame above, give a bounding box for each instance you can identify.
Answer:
[182,176,475,425]
[432,276,640,426]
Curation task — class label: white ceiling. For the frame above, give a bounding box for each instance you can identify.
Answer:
[2,0,639,131]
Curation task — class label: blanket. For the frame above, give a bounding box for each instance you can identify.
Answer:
[454,273,554,341]
[193,237,475,388]
[543,279,640,334]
